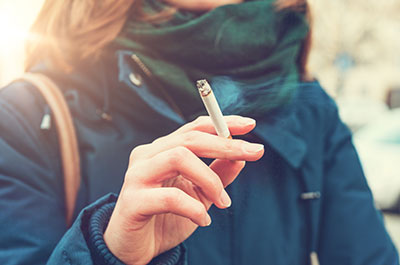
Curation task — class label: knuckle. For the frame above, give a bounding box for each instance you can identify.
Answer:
[123,163,143,185]
[168,146,190,165]
[191,205,205,220]
[189,116,208,131]
[164,189,183,208]
[203,176,222,197]
[124,166,136,180]
[182,131,201,145]
[229,139,245,151]
[129,144,148,161]
[210,177,223,192]
[193,115,208,126]
[152,135,166,144]
[223,138,236,151]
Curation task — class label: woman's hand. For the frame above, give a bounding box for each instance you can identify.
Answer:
[104,116,264,265]
[162,0,243,11]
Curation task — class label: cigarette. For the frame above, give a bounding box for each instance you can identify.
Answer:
[197,79,231,139]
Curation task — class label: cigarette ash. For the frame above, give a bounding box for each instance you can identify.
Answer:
[196,79,212,97]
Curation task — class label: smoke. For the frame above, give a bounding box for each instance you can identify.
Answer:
[210,74,301,117]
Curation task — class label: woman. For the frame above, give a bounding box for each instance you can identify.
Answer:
[0,0,398,264]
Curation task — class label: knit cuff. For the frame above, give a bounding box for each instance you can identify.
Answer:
[88,202,185,265]
[148,245,184,265]
[89,202,123,265]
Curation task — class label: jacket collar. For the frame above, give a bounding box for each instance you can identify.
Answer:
[213,82,308,169]
[117,50,185,124]
[252,108,307,169]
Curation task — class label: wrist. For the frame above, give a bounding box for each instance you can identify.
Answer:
[103,203,155,265]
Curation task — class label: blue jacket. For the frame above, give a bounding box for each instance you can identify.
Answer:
[0,51,398,265]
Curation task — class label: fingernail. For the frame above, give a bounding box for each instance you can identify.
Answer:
[220,189,232,208]
[241,117,256,126]
[204,213,212,226]
[244,143,264,153]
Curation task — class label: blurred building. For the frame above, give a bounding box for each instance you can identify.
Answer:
[308,0,400,102]
[308,0,400,250]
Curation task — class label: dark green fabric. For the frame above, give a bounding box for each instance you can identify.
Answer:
[115,0,309,117]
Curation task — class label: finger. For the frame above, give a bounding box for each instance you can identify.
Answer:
[173,115,256,136]
[198,159,246,211]
[133,188,212,227]
[210,159,246,187]
[132,130,264,162]
[128,146,231,209]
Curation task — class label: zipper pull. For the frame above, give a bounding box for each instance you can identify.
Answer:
[40,114,51,130]
[40,106,52,130]
[96,109,113,121]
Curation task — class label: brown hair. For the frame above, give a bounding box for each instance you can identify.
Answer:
[25,0,311,74]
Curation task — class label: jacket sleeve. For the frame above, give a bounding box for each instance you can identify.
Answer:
[0,83,68,264]
[47,194,186,265]
[0,82,185,265]
[318,104,399,265]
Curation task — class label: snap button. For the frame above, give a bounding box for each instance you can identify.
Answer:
[129,72,143,87]
[300,192,321,200]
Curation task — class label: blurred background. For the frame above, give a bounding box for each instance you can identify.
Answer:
[308,0,400,250]
[0,0,399,252]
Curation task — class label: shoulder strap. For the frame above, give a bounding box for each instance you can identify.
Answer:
[18,73,81,227]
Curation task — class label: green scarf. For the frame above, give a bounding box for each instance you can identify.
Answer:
[115,0,309,118]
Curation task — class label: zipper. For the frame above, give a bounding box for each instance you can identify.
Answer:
[130,54,186,120]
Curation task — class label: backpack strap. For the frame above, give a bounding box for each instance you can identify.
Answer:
[18,73,81,227]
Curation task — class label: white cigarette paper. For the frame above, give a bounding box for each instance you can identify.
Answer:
[197,79,231,138]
